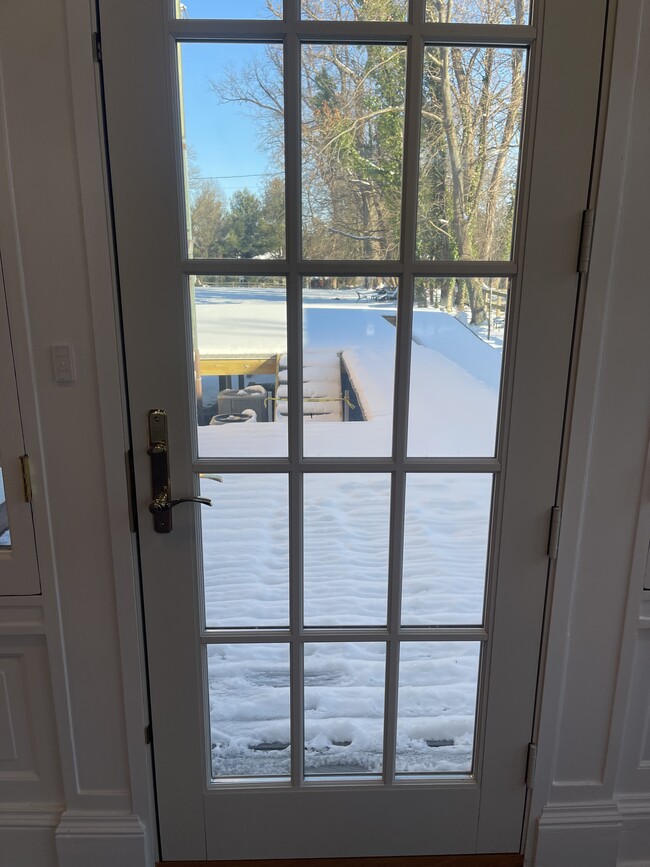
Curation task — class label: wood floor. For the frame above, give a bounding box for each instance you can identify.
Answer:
[158,855,523,867]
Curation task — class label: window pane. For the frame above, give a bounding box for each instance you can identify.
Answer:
[416,46,526,261]
[304,473,391,626]
[208,643,291,779]
[202,475,289,628]
[301,43,406,260]
[407,278,508,457]
[396,642,480,775]
[0,466,10,549]
[302,0,407,20]
[176,0,278,20]
[179,42,285,259]
[425,0,530,24]
[194,278,288,458]
[304,642,386,776]
[302,278,397,458]
[402,474,492,626]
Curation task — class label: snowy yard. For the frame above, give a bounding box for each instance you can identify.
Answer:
[194,284,504,780]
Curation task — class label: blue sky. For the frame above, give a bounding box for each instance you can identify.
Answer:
[180,0,275,19]
[180,41,280,197]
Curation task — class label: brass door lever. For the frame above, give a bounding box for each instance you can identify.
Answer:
[147,409,212,533]
[149,494,212,514]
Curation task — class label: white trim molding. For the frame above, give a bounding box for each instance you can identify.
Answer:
[55,811,149,867]
[0,805,62,867]
[532,797,650,867]
[617,795,650,867]
[533,802,623,867]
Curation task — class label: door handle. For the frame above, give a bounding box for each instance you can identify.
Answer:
[149,494,212,514]
[147,409,212,533]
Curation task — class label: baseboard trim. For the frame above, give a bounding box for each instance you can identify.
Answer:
[0,806,63,867]
[0,803,63,828]
[55,810,149,867]
[157,856,523,867]
[617,795,650,865]
[534,801,623,867]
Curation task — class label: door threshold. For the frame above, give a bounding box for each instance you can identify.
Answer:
[157,855,523,867]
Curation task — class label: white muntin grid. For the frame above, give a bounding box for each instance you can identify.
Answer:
[165,0,538,788]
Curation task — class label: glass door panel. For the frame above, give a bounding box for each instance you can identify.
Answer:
[302,277,398,457]
[416,46,526,262]
[201,474,290,628]
[179,42,285,260]
[176,0,278,20]
[208,642,291,779]
[301,42,407,260]
[401,473,492,626]
[425,0,530,24]
[395,641,481,775]
[302,1,408,21]
[304,641,386,777]
[303,473,391,626]
[408,278,509,457]
[194,277,288,457]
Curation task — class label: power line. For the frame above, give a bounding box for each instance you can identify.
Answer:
[196,171,281,180]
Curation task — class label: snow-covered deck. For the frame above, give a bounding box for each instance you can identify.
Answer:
[194,286,503,779]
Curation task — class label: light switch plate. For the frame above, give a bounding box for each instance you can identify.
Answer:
[51,344,76,383]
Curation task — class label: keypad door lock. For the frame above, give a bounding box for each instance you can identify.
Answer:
[147,409,212,533]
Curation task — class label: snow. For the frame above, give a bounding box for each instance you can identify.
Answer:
[195,284,502,779]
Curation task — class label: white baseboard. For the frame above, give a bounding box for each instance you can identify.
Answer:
[0,805,62,867]
[55,810,150,867]
[533,801,623,867]
[617,795,650,866]
[0,805,151,867]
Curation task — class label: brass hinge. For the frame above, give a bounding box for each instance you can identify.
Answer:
[577,208,595,274]
[526,742,537,789]
[548,506,562,560]
[19,455,32,503]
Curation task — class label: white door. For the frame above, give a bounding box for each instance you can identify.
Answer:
[99,0,606,859]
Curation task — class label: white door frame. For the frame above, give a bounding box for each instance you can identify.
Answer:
[57,0,612,860]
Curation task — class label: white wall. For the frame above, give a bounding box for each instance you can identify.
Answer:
[0,0,152,863]
[526,1,650,864]
[0,0,648,865]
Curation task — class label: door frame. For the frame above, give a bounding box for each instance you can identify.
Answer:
[62,0,612,856]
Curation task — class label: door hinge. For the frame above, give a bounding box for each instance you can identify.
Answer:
[145,724,153,745]
[19,455,32,503]
[526,742,537,789]
[577,208,595,274]
[548,505,562,560]
[92,31,103,63]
